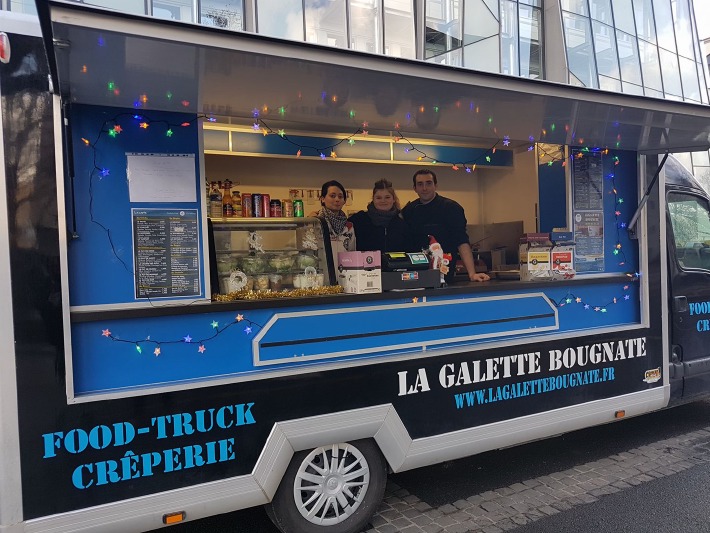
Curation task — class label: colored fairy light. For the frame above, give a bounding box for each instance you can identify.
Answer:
[330,151,337,158]
[551,124,556,131]
[107,81,115,91]
[166,92,172,99]
[140,94,148,104]
[181,122,190,127]
[208,117,217,122]
[465,167,472,173]
[244,326,253,335]
[529,136,535,142]
[211,320,219,329]
[503,136,510,147]
[488,117,493,124]
[166,129,173,137]
[349,110,356,119]
[452,165,459,170]
[433,106,439,113]
[485,156,491,163]
[181,100,190,107]
[154,347,161,357]
[394,122,400,129]
[528,146,534,151]
[98,36,105,47]
[183,335,192,343]
[133,115,142,120]
[361,130,368,136]
[100,168,110,177]
[113,125,122,134]
[135,343,142,354]
[362,121,369,128]
[278,129,285,137]
[278,106,286,116]
[252,122,260,131]
[296,150,301,157]
[108,129,117,138]
[81,65,87,73]
[133,101,142,108]
[198,345,206,353]
[320,153,326,159]
[81,138,90,146]
[348,139,355,146]
[404,148,410,153]
[139,122,149,129]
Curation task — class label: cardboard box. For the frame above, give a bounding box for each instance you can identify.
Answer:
[337,251,382,294]
[551,244,575,279]
[519,244,552,281]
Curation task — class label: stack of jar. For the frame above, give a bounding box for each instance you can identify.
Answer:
[206,181,305,218]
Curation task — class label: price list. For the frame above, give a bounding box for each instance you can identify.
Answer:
[132,209,201,299]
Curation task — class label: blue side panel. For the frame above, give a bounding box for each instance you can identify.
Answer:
[67,104,204,306]
[254,295,557,365]
[71,281,639,395]
[538,162,567,232]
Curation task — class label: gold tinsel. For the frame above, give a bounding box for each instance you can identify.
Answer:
[212,285,344,302]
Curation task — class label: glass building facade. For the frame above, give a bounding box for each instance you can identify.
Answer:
[7,0,710,183]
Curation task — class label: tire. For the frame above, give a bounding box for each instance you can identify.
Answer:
[265,439,387,533]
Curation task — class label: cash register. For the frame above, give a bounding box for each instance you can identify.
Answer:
[381,252,441,290]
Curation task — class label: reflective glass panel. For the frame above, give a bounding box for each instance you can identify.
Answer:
[633,0,656,43]
[616,30,642,85]
[518,0,541,5]
[153,0,194,22]
[64,0,145,13]
[592,21,619,79]
[610,0,635,35]
[384,0,416,58]
[589,0,613,24]
[519,3,542,79]
[563,12,598,88]
[653,0,676,52]
[598,75,621,91]
[501,0,518,75]
[305,0,347,48]
[679,56,701,102]
[621,82,644,95]
[463,36,499,72]
[201,0,244,30]
[463,0,499,46]
[350,0,381,53]
[672,0,694,59]
[668,192,710,271]
[638,39,663,90]
[257,0,305,40]
[659,47,682,96]
[9,0,37,14]
[430,47,463,66]
[426,0,462,58]
[561,0,587,15]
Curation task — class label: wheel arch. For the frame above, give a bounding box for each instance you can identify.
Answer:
[253,404,410,500]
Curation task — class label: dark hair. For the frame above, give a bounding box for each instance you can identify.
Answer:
[412,169,437,186]
[320,180,347,204]
[372,179,400,210]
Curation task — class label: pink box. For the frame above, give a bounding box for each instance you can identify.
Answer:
[337,251,381,269]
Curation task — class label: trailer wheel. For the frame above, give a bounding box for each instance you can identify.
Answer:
[266,439,387,533]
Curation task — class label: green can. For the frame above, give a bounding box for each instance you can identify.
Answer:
[293,199,304,217]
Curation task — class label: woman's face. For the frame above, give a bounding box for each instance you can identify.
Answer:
[373,189,395,211]
[322,186,345,211]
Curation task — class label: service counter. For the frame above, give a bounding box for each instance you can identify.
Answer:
[68,274,639,400]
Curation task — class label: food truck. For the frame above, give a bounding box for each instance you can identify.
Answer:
[3,1,710,532]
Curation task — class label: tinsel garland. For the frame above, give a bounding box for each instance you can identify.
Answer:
[213,285,344,302]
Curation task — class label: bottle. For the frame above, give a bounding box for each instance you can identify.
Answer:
[209,182,222,218]
[242,193,253,217]
[231,191,242,217]
[222,179,233,217]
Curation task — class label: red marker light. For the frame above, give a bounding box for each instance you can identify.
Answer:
[0,33,10,64]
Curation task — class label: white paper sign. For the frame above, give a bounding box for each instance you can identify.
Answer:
[127,153,197,203]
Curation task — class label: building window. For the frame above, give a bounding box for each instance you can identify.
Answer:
[256,0,305,40]
[350,0,381,53]
[200,0,244,30]
[384,0,415,58]
[305,0,347,48]
[153,0,194,22]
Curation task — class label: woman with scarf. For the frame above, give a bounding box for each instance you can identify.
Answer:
[317,180,356,267]
[348,179,415,253]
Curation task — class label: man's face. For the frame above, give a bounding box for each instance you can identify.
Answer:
[414,174,437,203]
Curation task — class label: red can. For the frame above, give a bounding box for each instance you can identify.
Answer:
[242,193,252,217]
[262,194,271,218]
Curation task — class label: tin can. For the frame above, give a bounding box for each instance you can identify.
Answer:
[252,193,263,217]
[262,194,271,218]
[293,199,304,217]
[270,199,282,218]
[242,193,252,217]
[283,199,294,217]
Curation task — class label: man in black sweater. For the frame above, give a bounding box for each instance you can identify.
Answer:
[401,169,489,283]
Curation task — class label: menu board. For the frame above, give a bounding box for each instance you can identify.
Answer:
[572,152,605,273]
[132,209,201,299]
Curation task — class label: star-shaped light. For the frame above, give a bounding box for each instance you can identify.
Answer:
[198,344,206,353]
[566,297,572,304]
[244,326,253,335]
[528,146,534,151]
[113,125,122,134]
[601,308,607,313]
[362,121,369,128]
[615,210,621,216]
[584,304,590,310]
[211,320,219,329]
[102,329,111,337]
[613,249,619,255]
[594,307,601,312]
[465,166,472,173]
[100,168,110,177]
[452,165,459,171]
[485,156,491,163]
[278,106,286,115]
[236,314,244,322]
[166,129,173,137]
[394,122,400,129]
[624,294,630,300]
[108,129,117,138]
[330,151,337,158]
[154,347,161,357]
[412,297,418,303]
[262,128,269,137]
[208,116,217,122]
[139,122,149,129]
[576,297,582,303]
[348,139,355,146]
[183,334,192,343]
[361,130,369,136]
[320,153,326,160]
[252,122,260,131]
[278,129,285,137]
[503,136,510,146]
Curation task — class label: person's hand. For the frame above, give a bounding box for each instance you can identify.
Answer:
[469,272,490,282]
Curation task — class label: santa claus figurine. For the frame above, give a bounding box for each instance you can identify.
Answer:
[427,236,452,285]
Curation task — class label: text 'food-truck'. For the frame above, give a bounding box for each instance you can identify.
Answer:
[2,2,710,532]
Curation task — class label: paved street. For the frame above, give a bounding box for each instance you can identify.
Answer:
[166,399,710,533]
